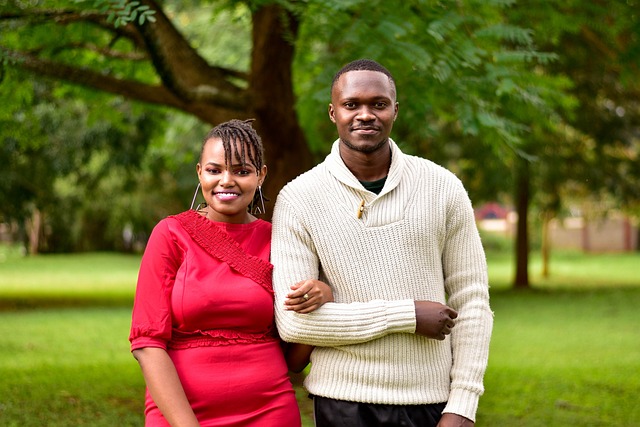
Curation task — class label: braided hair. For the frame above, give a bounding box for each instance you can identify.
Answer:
[200,119,267,212]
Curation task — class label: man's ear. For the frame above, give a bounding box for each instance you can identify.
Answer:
[328,104,336,123]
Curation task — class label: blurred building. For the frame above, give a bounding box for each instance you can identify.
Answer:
[475,203,639,253]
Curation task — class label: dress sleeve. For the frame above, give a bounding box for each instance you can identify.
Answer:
[129,219,184,352]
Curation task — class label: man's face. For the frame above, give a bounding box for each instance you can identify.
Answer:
[329,70,398,154]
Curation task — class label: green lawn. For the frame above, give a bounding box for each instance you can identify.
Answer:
[480,287,640,426]
[0,307,142,426]
[1,244,639,426]
[0,247,139,308]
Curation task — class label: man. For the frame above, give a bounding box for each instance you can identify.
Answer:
[272,59,493,426]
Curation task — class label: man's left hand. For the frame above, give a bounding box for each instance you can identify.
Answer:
[437,413,474,427]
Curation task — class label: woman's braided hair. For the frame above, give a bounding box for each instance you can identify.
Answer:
[200,119,267,212]
[202,119,264,171]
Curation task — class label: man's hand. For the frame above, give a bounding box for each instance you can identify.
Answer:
[414,301,458,340]
[437,413,474,427]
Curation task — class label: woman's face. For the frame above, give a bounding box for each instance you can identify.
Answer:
[196,137,267,224]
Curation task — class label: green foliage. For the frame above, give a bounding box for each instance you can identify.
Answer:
[507,0,640,216]
[0,71,179,252]
[293,0,570,170]
[79,0,157,27]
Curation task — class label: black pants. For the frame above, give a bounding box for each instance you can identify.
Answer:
[312,395,447,427]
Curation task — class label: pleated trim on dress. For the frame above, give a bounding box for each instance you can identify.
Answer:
[172,210,274,298]
[169,210,278,349]
[169,328,277,349]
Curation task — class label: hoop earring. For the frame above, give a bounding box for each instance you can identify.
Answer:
[251,186,266,215]
[190,183,202,210]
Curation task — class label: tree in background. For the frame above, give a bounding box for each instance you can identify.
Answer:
[1,0,312,212]
[505,0,640,285]
[1,0,554,257]
[4,1,637,291]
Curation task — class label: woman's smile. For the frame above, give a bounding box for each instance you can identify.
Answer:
[214,191,241,201]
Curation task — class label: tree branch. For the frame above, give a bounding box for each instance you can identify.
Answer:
[132,0,248,105]
[1,47,248,120]
[48,42,148,61]
[1,5,249,105]
[0,9,146,49]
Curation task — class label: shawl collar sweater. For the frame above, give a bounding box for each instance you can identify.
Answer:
[272,139,493,421]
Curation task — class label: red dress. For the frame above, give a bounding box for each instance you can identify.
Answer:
[129,210,300,426]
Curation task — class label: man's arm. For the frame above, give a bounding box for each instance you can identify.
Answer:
[286,280,458,341]
[272,195,418,346]
[273,194,460,346]
[440,185,494,422]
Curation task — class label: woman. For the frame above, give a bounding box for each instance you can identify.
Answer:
[129,119,330,426]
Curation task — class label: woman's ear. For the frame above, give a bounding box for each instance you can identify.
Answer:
[258,164,267,186]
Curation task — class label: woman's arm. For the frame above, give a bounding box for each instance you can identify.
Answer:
[133,347,200,427]
[281,279,334,371]
[283,343,315,373]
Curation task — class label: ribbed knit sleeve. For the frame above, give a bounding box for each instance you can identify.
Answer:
[272,193,417,346]
[440,182,494,420]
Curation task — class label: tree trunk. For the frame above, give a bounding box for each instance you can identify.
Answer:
[513,158,530,288]
[28,208,41,255]
[249,5,314,219]
[541,210,552,279]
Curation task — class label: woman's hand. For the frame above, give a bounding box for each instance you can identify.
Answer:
[284,279,334,314]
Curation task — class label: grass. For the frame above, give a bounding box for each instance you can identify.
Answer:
[0,307,143,426]
[479,287,640,426]
[0,246,139,308]
[0,242,639,426]
[487,250,640,290]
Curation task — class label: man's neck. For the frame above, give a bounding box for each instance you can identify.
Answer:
[339,141,392,182]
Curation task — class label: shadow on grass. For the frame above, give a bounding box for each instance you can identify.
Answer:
[0,294,133,311]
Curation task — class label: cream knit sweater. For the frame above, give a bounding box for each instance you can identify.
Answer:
[272,139,493,421]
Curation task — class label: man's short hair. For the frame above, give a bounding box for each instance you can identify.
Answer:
[331,59,396,94]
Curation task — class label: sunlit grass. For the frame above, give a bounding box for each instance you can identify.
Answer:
[0,249,140,293]
[0,307,143,426]
[0,247,139,308]
[1,242,639,426]
[486,251,640,290]
[479,287,640,426]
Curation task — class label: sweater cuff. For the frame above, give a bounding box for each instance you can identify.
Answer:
[384,299,417,333]
[443,388,480,422]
